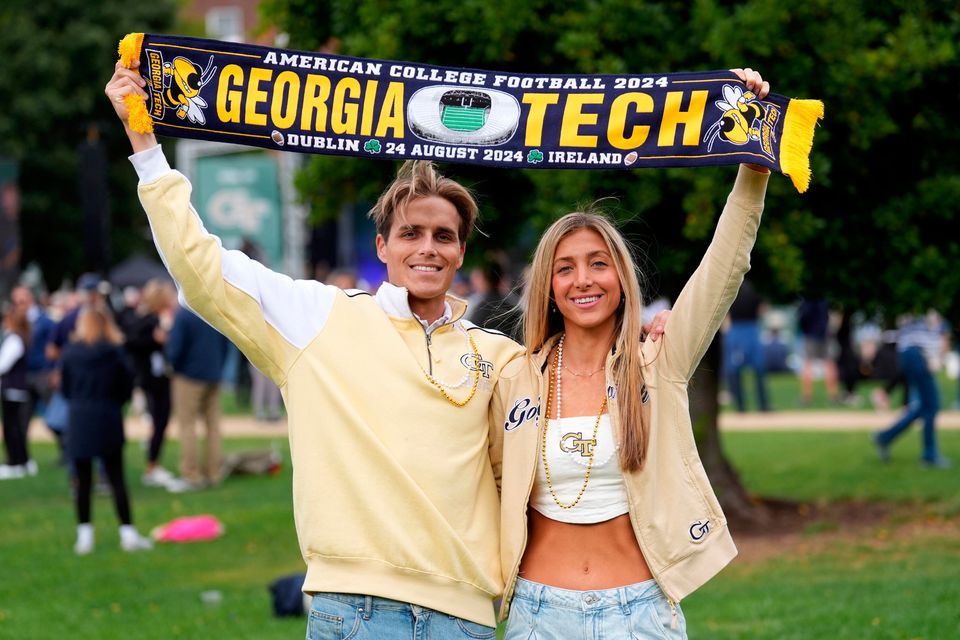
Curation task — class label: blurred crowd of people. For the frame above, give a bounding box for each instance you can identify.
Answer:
[717,282,954,468]
[0,273,249,553]
[1,252,525,493]
[716,283,955,418]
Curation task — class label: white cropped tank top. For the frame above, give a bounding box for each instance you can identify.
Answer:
[531,414,630,524]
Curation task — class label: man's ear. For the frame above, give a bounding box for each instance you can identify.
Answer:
[456,243,466,269]
[375,234,387,264]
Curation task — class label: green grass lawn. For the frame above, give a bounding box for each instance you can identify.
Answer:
[723,370,959,413]
[683,431,960,640]
[2,432,958,639]
[0,438,303,639]
[725,430,960,506]
[684,535,960,640]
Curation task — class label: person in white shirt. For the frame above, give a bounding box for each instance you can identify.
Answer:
[0,303,33,479]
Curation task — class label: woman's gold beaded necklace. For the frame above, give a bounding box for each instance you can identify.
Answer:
[541,333,608,510]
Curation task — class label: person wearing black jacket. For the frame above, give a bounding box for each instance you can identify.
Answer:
[120,279,176,487]
[61,304,152,554]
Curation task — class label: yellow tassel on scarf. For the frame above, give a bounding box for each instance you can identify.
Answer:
[117,33,153,134]
[780,99,825,193]
[124,94,153,133]
[118,33,143,68]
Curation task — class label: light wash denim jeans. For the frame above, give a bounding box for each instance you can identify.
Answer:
[723,320,770,412]
[306,593,496,640]
[503,577,687,640]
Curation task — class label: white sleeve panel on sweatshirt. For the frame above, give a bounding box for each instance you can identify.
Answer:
[132,146,336,385]
[215,241,338,350]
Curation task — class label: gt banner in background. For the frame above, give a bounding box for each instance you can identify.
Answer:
[193,152,284,268]
[120,33,823,192]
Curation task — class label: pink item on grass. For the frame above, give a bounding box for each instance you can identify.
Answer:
[151,515,225,543]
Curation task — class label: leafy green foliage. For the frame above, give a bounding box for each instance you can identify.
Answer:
[0,0,176,287]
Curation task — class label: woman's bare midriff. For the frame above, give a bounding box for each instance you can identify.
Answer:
[519,509,653,590]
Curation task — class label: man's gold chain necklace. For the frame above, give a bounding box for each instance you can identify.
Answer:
[422,327,481,408]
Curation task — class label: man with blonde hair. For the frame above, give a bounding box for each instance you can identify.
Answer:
[106,60,526,637]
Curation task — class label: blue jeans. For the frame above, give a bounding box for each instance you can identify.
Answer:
[306,593,496,640]
[503,577,686,640]
[723,320,770,412]
[876,347,941,462]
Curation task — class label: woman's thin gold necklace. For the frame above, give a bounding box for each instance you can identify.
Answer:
[422,327,481,408]
[563,363,605,377]
[541,333,607,510]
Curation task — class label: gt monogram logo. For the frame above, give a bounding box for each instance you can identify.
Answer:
[689,519,710,542]
[560,432,596,457]
[460,353,494,378]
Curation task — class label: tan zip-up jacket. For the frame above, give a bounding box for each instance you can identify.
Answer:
[490,166,768,620]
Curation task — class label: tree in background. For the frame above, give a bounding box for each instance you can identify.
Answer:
[0,0,177,288]
[262,0,959,520]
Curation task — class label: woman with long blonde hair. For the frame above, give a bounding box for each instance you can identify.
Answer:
[61,304,152,554]
[494,68,771,640]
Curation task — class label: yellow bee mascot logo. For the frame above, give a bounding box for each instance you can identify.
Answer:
[161,55,218,125]
[703,84,767,152]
